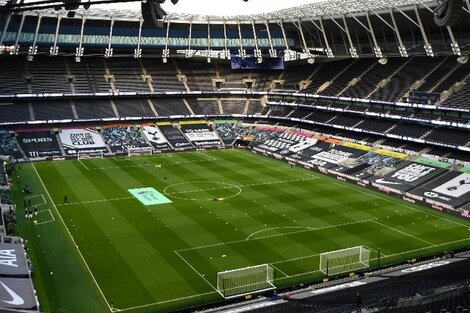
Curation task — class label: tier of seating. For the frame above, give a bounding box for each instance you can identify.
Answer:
[0,56,469,109]
[267,105,469,149]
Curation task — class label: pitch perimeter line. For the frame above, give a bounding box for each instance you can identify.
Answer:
[31,163,113,313]
[114,291,218,312]
[269,264,289,278]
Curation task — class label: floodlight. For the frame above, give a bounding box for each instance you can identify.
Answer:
[378,57,388,65]
[457,55,469,64]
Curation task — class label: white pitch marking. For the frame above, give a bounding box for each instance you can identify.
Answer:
[56,196,135,207]
[32,163,114,313]
[174,251,218,292]
[371,220,435,246]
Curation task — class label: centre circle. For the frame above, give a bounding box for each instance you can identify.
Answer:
[163,181,242,201]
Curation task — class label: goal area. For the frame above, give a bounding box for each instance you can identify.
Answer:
[319,246,371,276]
[77,151,104,160]
[217,264,275,299]
[128,147,153,157]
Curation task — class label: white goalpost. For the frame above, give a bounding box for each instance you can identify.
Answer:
[319,246,371,276]
[216,264,275,299]
[77,150,104,160]
[127,147,153,157]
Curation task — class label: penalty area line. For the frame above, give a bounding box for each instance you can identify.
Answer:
[174,251,219,293]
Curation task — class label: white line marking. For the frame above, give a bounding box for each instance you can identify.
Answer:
[372,220,435,246]
[115,291,217,312]
[79,152,218,171]
[246,226,311,240]
[241,177,317,187]
[383,237,470,258]
[165,186,240,195]
[40,194,47,205]
[269,264,289,278]
[36,220,54,226]
[174,251,219,292]
[277,269,322,280]
[31,162,113,312]
[239,150,470,228]
[56,197,135,207]
[24,194,44,199]
[78,159,91,170]
[178,219,373,253]
[25,194,47,206]
[197,151,218,162]
[47,208,56,222]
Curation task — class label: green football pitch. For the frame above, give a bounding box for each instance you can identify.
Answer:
[12,149,470,312]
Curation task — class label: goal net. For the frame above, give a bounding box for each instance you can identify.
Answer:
[319,246,371,276]
[217,264,275,299]
[128,147,153,157]
[77,151,104,160]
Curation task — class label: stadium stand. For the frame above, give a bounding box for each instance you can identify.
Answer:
[153,98,191,116]
[425,128,470,147]
[101,126,151,153]
[320,59,376,97]
[140,59,186,91]
[0,102,31,123]
[104,59,150,93]
[32,100,76,121]
[188,99,221,115]
[214,122,249,145]
[0,162,9,190]
[0,131,21,159]
[113,99,155,118]
[341,58,407,100]
[302,59,353,94]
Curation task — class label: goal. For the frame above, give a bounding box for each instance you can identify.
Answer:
[77,151,104,160]
[217,264,275,299]
[319,246,371,276]
[128,147,153,157]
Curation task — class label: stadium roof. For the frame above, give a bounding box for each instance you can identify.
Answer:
[38,0,436,23]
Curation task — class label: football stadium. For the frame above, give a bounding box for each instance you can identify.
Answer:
[0,0,470,312]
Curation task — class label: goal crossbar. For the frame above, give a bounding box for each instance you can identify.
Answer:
[127,147,153,157]
[77,150,104,159]
[217,264,275,299]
